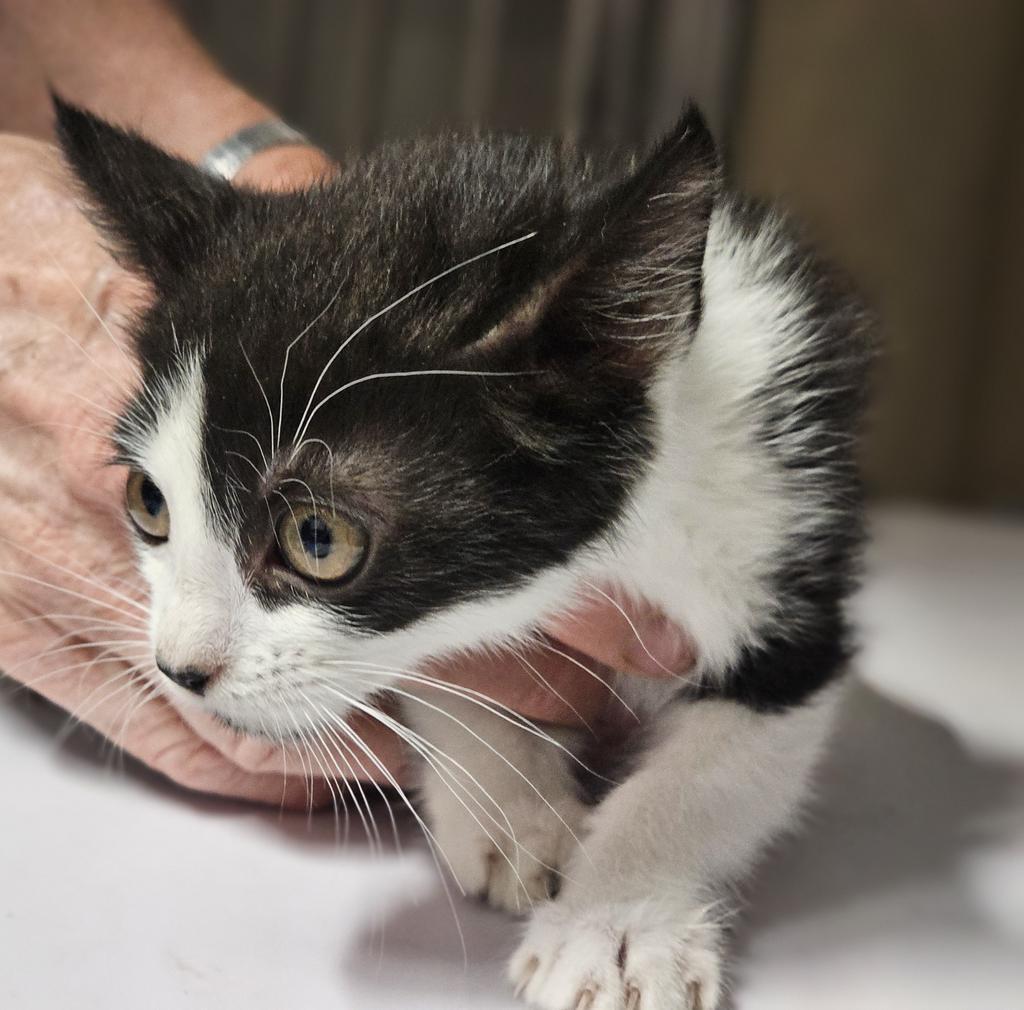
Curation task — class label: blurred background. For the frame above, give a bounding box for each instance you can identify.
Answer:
[176,0,1024,513]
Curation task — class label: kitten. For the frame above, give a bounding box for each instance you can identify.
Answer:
[55,97,871,1010]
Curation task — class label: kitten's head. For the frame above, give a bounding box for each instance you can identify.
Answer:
[56,98,718,738]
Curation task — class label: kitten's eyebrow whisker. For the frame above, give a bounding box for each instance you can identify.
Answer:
[272,489,313,570]
[238,340,275,468]
[278,478,325,573]
[284,439,340,511]
[294,369,531,452]
[215,425,271,474]
[292,230,537,446]
[278,477,319,502]
[282,438,339,503]
[224,453,277,537]
[224,449,265,483]
[277,284,347,456]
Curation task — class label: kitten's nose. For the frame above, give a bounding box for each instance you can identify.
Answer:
[156,658,213,696]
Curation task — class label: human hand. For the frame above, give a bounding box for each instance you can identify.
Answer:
[0,135,694,810]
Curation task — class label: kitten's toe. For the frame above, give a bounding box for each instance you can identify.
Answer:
[508,899,724,1010]
[433,794,587,915]
[483,799,583,914]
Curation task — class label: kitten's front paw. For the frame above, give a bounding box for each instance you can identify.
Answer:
[435,794,587,915]
[509,899,723,1010]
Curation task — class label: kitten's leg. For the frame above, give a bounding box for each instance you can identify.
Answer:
[401,694,589,914]
[510,688,840,1010]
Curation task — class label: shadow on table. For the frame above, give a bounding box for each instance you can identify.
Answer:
[740,682,1020,930]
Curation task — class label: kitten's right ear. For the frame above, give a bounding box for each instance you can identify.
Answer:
[53,95,240,288]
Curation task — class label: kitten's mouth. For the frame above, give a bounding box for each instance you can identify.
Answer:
[210,709,267,737]
[208,708,334,747]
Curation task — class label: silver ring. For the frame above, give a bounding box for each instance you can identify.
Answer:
[200,119,311,181]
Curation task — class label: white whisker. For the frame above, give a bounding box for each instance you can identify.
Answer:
[316,677,587,857]
[537,640,644,721]
[511,646,596,734]
[37,243,134,369]
[578,578,679,678]
[295,369,531,449]
[297,711,351,845]
[238,340,275,467]
[292,230,537,445]
[297,693,386,854]
[216,425,270,474]
[277,285,347,454]
[312,701,402,854]
[315,700,469,965]
[320,660,598,776]
[0,540,149,616]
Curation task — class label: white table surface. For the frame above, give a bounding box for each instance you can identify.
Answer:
[2,505,1023,1010]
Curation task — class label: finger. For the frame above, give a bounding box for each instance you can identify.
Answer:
[426,644,613,727]
[234,146,338,191]
[122,697,334,810]
[543,586,696,679]
[5,636,322,809]
[178,702,410,786]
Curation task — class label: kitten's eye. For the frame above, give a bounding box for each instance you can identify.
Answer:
[125,469,170,541]
[277,507,367,583]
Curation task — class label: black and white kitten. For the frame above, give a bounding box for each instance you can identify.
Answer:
[55,98,871,1010]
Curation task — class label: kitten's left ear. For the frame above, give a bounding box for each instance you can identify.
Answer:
[471,107,720,378]
[571,105,721,357]
[53,95,240,289]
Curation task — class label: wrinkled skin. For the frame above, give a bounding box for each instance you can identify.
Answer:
[0,136,695,808]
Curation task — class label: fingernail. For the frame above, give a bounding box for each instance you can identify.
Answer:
[621,617,692,678]
[574,988,596,1010]
[514,956,539,998]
